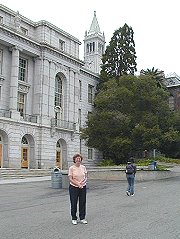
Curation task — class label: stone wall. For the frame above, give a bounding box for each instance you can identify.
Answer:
[87,169,178,181]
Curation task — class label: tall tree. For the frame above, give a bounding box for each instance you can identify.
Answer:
[100,23,137,83]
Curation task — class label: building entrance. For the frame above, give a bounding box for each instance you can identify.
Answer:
[21,136,29,168]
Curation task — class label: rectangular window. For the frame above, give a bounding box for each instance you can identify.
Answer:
[17,93,25,117]
[21,27,28,35]
[59,40,65,51]
[79,80,82,100]
[88,148,93,160]
[88,84,94,104]
[0,49,3,74]
[18,58,27,82]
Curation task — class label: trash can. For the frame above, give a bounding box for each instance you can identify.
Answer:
[51,168,62,189]
[148,164,154,170]
[61,170,69,189]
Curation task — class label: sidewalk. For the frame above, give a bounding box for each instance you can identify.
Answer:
[0,176,51,184]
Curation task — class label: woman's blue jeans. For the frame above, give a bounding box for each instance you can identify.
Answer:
[126,174,135,195]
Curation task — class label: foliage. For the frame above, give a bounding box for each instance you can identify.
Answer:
[160,128,180,158]
[154,156,180,164]
[98,159,115,166]
[135,158,153,166]
[140,67,165,88]
[99,23,137,88]
[81,75,180,164]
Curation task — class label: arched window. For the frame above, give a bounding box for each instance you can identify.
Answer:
[22,136,28,145]
[55,75,63,108]
[56,140,61,148]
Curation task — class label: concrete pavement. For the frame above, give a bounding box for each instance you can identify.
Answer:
[0,176,51,184]
[0,174,180,239]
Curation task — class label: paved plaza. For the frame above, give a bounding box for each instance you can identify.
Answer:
[0,175,180,239]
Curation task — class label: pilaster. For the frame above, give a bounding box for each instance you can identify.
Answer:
[9,46,21,120]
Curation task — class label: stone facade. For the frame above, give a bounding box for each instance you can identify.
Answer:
[0,4,105,169]
[164,73,180,111]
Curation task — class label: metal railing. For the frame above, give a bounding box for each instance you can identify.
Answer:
[21,114,38,123]
[0,110,37,123]
[51,118,76,131]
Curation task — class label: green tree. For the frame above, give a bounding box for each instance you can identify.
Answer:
[159,112,180,158]
[82,75,179,164]
[140,67,165,88]
[100,23,137,84]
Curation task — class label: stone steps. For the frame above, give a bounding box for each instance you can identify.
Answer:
[0,168,51,179]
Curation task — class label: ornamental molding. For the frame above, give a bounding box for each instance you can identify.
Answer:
[80,68,99,80]
[0,27,41,51]
[53,62,69,77]
[41,43,83,67]
[18,81,30,93]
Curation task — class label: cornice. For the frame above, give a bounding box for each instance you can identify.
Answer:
[0,25,85,68]
[35,20,81,45]
[41,43,84,67]
[80,67,99,80]
[0,26,41,51]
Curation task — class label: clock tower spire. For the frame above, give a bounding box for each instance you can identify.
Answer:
[84,11,105,74]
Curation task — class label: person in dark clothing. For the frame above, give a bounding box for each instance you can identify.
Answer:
[125,157,136,196]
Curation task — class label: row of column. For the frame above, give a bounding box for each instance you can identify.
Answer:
[8,46,80,126]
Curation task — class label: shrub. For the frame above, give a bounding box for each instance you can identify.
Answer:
[98,159,115,166]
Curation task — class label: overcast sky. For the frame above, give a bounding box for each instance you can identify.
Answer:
[1,0,180,76]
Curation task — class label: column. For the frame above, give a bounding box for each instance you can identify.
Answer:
[33,57,42,121]
[49,61,56,118]
[9,46,20,120]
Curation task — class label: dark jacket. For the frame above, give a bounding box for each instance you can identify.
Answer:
[125,163,136,175]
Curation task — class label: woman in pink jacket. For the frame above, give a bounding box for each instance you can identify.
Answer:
[68,153,88,225]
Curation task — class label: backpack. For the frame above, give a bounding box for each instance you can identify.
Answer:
[126,164,135,174]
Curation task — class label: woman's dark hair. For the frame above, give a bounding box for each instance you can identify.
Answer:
[73,153,83,163]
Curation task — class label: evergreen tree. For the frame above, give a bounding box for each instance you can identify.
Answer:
[100,23,137,84]
[82,75,180,163]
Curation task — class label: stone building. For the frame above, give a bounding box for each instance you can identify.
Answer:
[164,72,180,111]
[0,5,105,169]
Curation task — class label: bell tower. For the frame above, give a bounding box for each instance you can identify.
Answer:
[84,11,105,74]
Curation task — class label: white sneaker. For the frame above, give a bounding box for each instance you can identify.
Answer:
[72,220,77,225]
[80,219,88,224]
[131,193,135,196]
[126,191,130,196]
